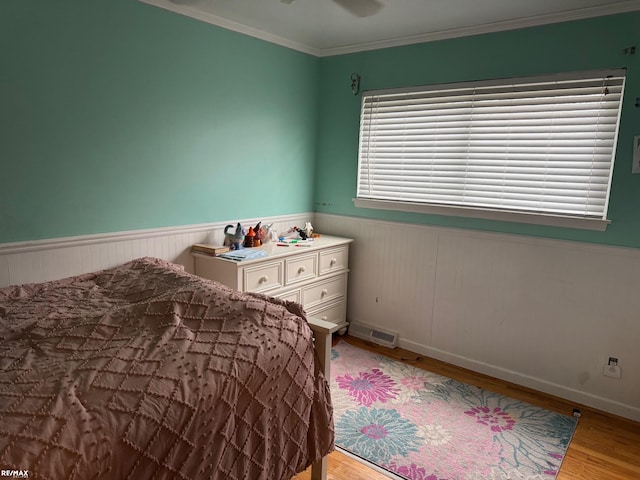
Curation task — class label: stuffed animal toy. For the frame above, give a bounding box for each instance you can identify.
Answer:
[253,222,263,246]
[296,222,314,240]
[304,222,313,238]
[244,226,256,248]
[223,223,246,250]
[260,223,277,243]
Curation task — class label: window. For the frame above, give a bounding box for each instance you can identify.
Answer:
[355,69,626,230]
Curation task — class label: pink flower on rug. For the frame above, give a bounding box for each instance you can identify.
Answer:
[400,375,426,391]
[383,462,446,480]
[360,423,388,440]
[465,406,516,432]
[336,369,398,406]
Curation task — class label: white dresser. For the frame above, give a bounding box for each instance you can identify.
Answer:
[192,235,352,333]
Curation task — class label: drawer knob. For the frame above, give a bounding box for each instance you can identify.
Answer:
[259,275,269,284]
[329,258,337,266]
[321,315,328,321]
[298,266,306,274]
[321,288,328,297]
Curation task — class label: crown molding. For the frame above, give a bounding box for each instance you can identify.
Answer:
[319,1,640,56]
[138,0,640,58]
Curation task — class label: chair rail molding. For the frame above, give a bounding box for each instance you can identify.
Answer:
[0,213,314,287]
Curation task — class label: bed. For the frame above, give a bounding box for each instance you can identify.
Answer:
[0,257,334,479]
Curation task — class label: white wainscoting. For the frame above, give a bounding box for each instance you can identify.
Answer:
[0,213,313,288]
[315,213,640,421]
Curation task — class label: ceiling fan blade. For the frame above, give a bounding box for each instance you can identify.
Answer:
[333,0,383,17]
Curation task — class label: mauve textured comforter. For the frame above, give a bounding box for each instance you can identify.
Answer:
[0,257,334,480]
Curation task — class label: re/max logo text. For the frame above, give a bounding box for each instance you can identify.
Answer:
[1,471,29,479]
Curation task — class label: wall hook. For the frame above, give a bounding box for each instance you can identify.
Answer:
[350,73,360,95]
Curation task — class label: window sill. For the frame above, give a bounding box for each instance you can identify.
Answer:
[353,198,610,231]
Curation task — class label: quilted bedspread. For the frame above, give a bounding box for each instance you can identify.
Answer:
[0,257,334,480]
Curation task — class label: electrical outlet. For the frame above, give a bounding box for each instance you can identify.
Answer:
[603,364,621,378]
[603,357,622,379]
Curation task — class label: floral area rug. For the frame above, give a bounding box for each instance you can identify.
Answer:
[330,340,578,480]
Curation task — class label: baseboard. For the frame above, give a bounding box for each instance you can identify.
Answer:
[348,326,640,422]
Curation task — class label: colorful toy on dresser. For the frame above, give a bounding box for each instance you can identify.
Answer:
[224,221,278,250]
[286,222,314,240]
[261,223,278,243]
[244,222,270,248]
[223,223,246,250]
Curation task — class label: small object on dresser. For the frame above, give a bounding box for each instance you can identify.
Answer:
[253,222,263,246]
[223,223,246,250]
[292,221,314,240]
[304,221,313,238]
[191,244,230,256]
[261,223,278,243]
[244,226,256,248]
[219,249,268,261]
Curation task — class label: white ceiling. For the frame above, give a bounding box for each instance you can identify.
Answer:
[139,0,640,56]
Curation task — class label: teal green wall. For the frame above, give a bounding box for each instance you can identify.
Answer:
[315,13,640,248]
[3,4,640,248]
[0,0,319,243]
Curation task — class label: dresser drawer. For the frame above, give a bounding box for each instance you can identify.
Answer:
[307,300,346,326]
[285,254,317,285]
[302,274,345,309]
[243,262,283,293]
[273,288,301,304]
[319,247,348,276]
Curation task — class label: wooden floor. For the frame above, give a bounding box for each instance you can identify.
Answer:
[293,336,640,480]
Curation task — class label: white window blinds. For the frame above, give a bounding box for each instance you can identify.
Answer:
[356,70,626,227]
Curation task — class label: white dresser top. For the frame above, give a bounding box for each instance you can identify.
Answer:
[192,234,352,265]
